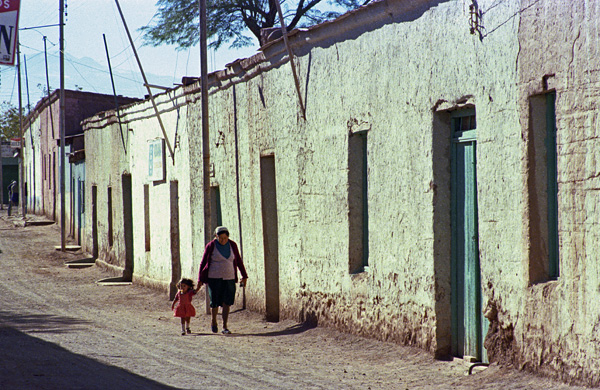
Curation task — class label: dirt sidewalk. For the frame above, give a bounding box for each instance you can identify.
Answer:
[0,211,590,389]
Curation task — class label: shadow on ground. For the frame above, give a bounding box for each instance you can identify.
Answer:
[0,325,177,389]
[226,322,317,338]
[0,310,92,334]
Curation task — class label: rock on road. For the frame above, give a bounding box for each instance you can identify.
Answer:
[0,211,590,390]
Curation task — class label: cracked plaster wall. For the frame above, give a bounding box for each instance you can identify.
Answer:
[80,0,600,384]
[187,0,522,357]
[485,0,600,386]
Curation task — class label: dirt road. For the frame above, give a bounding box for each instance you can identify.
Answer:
[0,210,590,389]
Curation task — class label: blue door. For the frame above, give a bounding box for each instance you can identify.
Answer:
[451,109,488,362]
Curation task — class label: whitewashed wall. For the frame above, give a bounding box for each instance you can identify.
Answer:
[187,0,522,357]
[79,0,600,384]
[83,91,194,292]
[22,116,42,214]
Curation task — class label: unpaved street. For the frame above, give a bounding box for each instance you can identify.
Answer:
[0,210,591,390]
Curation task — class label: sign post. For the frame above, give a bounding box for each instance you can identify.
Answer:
[0,0,20,66]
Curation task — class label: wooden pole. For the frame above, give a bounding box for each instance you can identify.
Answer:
[17,45,24,217]
[114,0,175,161]
[199,0,212,315]
[24,55,31,115]
[24,54,35,214]
[60,0,66,251]
[273,0,306,119]
[103,34,127,153]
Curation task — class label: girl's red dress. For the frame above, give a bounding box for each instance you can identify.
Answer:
[172,290,197,317]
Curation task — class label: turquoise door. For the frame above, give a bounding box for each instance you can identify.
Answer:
[451,110,488,362]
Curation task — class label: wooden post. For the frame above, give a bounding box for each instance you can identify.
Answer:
[59,0,66,251]
[17,44,23,215]
[273,0,306,119]
[199,0,212,315]
[114,0,175,161]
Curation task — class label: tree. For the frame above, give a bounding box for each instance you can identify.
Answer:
[0,102,25,142]
[141,0,371,50]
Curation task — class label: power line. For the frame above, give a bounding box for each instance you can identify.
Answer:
[12,43,145,85]
[66,59,99,93]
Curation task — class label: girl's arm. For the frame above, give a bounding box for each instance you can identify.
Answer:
[171,293,179,310]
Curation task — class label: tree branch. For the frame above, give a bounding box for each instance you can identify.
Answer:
[289,0,321,30]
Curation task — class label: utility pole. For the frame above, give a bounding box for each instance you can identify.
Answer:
[114,0,175,162]
[24,54,34,214]
[199,0,212,314]
[24,55,31,115]
[17,45,25,217]
[59,0,66,251]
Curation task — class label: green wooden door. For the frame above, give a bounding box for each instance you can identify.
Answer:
[451,110,488,362]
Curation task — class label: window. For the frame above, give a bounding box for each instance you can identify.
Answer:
[107,186,113,247]
[144,184,150,252]
[528,92,559,283]
[348,131,369,273]
[211,186,223,230]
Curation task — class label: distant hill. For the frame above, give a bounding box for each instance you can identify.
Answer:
[1,51,178,108]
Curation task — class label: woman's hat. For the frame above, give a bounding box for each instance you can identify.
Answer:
[215,226,229,235]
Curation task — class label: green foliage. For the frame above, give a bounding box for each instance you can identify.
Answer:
[0,102,25,141]
[141,0,371,50]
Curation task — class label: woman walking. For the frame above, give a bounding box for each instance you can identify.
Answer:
[198,226,248,334]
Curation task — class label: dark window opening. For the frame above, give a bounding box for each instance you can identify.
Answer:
[528,92,559,283]
[107,186,113,247]
[144,184,151,252]
[348,131,369,273]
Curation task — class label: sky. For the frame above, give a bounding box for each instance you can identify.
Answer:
[0,0,259,107]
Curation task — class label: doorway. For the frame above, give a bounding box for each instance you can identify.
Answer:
[91,185,98,259]
[122,174,134,281]
[169,180,181,300]
[450,109,488,362]
[260,155,280,322]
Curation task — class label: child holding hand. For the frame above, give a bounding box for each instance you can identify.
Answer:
[171,278,199,335]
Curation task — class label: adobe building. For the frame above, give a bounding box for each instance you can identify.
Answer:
[82,91,194,293]
[79,0,600,385]
[22,89,139,242]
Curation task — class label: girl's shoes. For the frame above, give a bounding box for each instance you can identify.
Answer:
[181,331,186,336]
[186,328,191,334]
[222,329,231,335]
[211,324,218,333]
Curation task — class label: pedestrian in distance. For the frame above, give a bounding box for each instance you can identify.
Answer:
[171,278,200,335]
[198,226,248,335]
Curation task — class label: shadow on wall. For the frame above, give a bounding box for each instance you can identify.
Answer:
[0,314,176,389]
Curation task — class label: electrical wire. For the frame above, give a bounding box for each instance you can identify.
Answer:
[66,59,99,93]
[108,12,157,62]
[28,2,58,32]
[8,67,17,103]
[480,0,543,39]
[109,2,145,97]
[173,50,179,85]
[185,48,192,76]
[13,43,146,85]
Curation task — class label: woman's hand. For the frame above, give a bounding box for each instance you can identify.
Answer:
[240,278,248,287]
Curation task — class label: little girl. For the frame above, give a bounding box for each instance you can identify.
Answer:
[171,278,198,335]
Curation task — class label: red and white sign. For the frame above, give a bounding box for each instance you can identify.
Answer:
[0,0,20,66]
[10,137,21,148]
